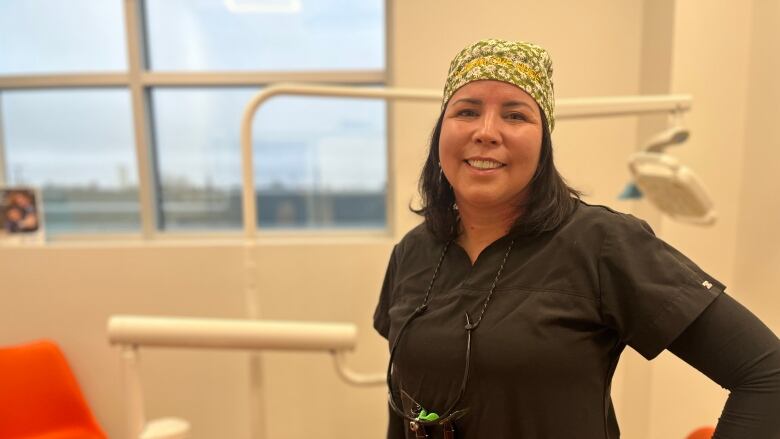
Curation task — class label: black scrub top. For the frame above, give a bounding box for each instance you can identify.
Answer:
[373,200,724,439]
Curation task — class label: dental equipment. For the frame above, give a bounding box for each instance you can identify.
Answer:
[628,123,717,225]
[643,125,690,153]
[107,315,382,439]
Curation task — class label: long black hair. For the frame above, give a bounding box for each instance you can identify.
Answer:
[411,110,581,241]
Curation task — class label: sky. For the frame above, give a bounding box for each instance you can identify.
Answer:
[0,0,387,192]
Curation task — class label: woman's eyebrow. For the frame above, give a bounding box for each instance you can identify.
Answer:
[452,98,533,109]
[502,100,533,109]
[453,98,533,110]
[453,98,482,106]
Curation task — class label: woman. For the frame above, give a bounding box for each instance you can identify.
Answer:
[373,39,780,438]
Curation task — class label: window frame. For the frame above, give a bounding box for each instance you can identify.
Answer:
[0,0,391,241]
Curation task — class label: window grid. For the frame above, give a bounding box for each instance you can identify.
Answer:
[0,0,388,240]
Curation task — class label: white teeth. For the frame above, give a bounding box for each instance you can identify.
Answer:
[467,159,504,170]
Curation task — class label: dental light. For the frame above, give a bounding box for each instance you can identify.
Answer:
[627,122,717,225]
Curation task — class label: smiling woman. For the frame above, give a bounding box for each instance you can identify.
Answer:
[374,39,780,439]
[413,41,580,251]
[439,80,544,261]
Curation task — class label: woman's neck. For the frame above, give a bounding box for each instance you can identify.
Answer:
[456,201,519,264]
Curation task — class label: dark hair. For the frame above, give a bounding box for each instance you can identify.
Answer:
[411,110,581,241]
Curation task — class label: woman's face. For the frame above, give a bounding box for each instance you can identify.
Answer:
[439,80,543,212]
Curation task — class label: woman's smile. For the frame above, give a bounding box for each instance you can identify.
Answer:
[464,157,506,171]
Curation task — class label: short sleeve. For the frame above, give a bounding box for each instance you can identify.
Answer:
[598,215,725,360]
[373,245,398,339]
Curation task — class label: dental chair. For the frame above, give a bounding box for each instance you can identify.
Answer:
[686,426,716,439]
[0,339,108,439]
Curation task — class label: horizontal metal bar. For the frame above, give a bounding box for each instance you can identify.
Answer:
[239,83,691,114]
[0,70,385,89]
[0,73,130,89]
[141,70,386,86]
[242,83,441,102]
[556,94,692,118]
[240,83,692,239]
[108,315,357,351]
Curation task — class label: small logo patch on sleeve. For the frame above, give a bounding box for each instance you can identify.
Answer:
[702,280,713,290]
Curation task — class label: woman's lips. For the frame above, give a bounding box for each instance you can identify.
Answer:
[464,158,506,170]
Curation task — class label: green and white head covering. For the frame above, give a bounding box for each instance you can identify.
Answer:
[442,38,556,132]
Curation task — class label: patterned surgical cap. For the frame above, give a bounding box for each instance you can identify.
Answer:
[442,39,556,132]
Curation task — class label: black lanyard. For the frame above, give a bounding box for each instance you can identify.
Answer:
[386,238,515,437]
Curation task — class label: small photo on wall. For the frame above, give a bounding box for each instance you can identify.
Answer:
[0,187,45,243]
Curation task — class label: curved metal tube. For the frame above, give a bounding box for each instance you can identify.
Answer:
[239,82,691,239]
[239,83,442,239]
[332,350,385,387]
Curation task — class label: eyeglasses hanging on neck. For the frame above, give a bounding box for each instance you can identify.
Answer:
[385,239,515,438]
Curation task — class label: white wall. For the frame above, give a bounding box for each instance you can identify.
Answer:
[0,244,254,438]
[646,0,751,436]
[642,1,780,438]
[1,1,778,438]
[735,0,780,333]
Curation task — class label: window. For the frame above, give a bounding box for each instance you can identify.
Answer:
[152,89,386,230]
[252,95,386,229]
[0,0,387,237]
[1,90,139,233]
[145,0,384,71]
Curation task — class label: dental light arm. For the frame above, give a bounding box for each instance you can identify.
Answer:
[643,126,690,153]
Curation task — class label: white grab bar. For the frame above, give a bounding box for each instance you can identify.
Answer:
[108,315,357,351]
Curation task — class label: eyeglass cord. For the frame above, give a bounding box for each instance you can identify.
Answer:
[386,238,516,430]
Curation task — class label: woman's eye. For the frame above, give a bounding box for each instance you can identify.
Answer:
[456,109,478,117]
[506,112,527,121]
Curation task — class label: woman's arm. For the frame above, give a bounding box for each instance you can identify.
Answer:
[668,292,780,438]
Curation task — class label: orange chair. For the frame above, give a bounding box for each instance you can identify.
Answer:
[0,340,107,439]
[687,426,716,439]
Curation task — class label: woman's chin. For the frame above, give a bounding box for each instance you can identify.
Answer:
[454,188,528,212]
[456,193,511,210]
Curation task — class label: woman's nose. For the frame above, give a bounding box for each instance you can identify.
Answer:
[473,111,501,145]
